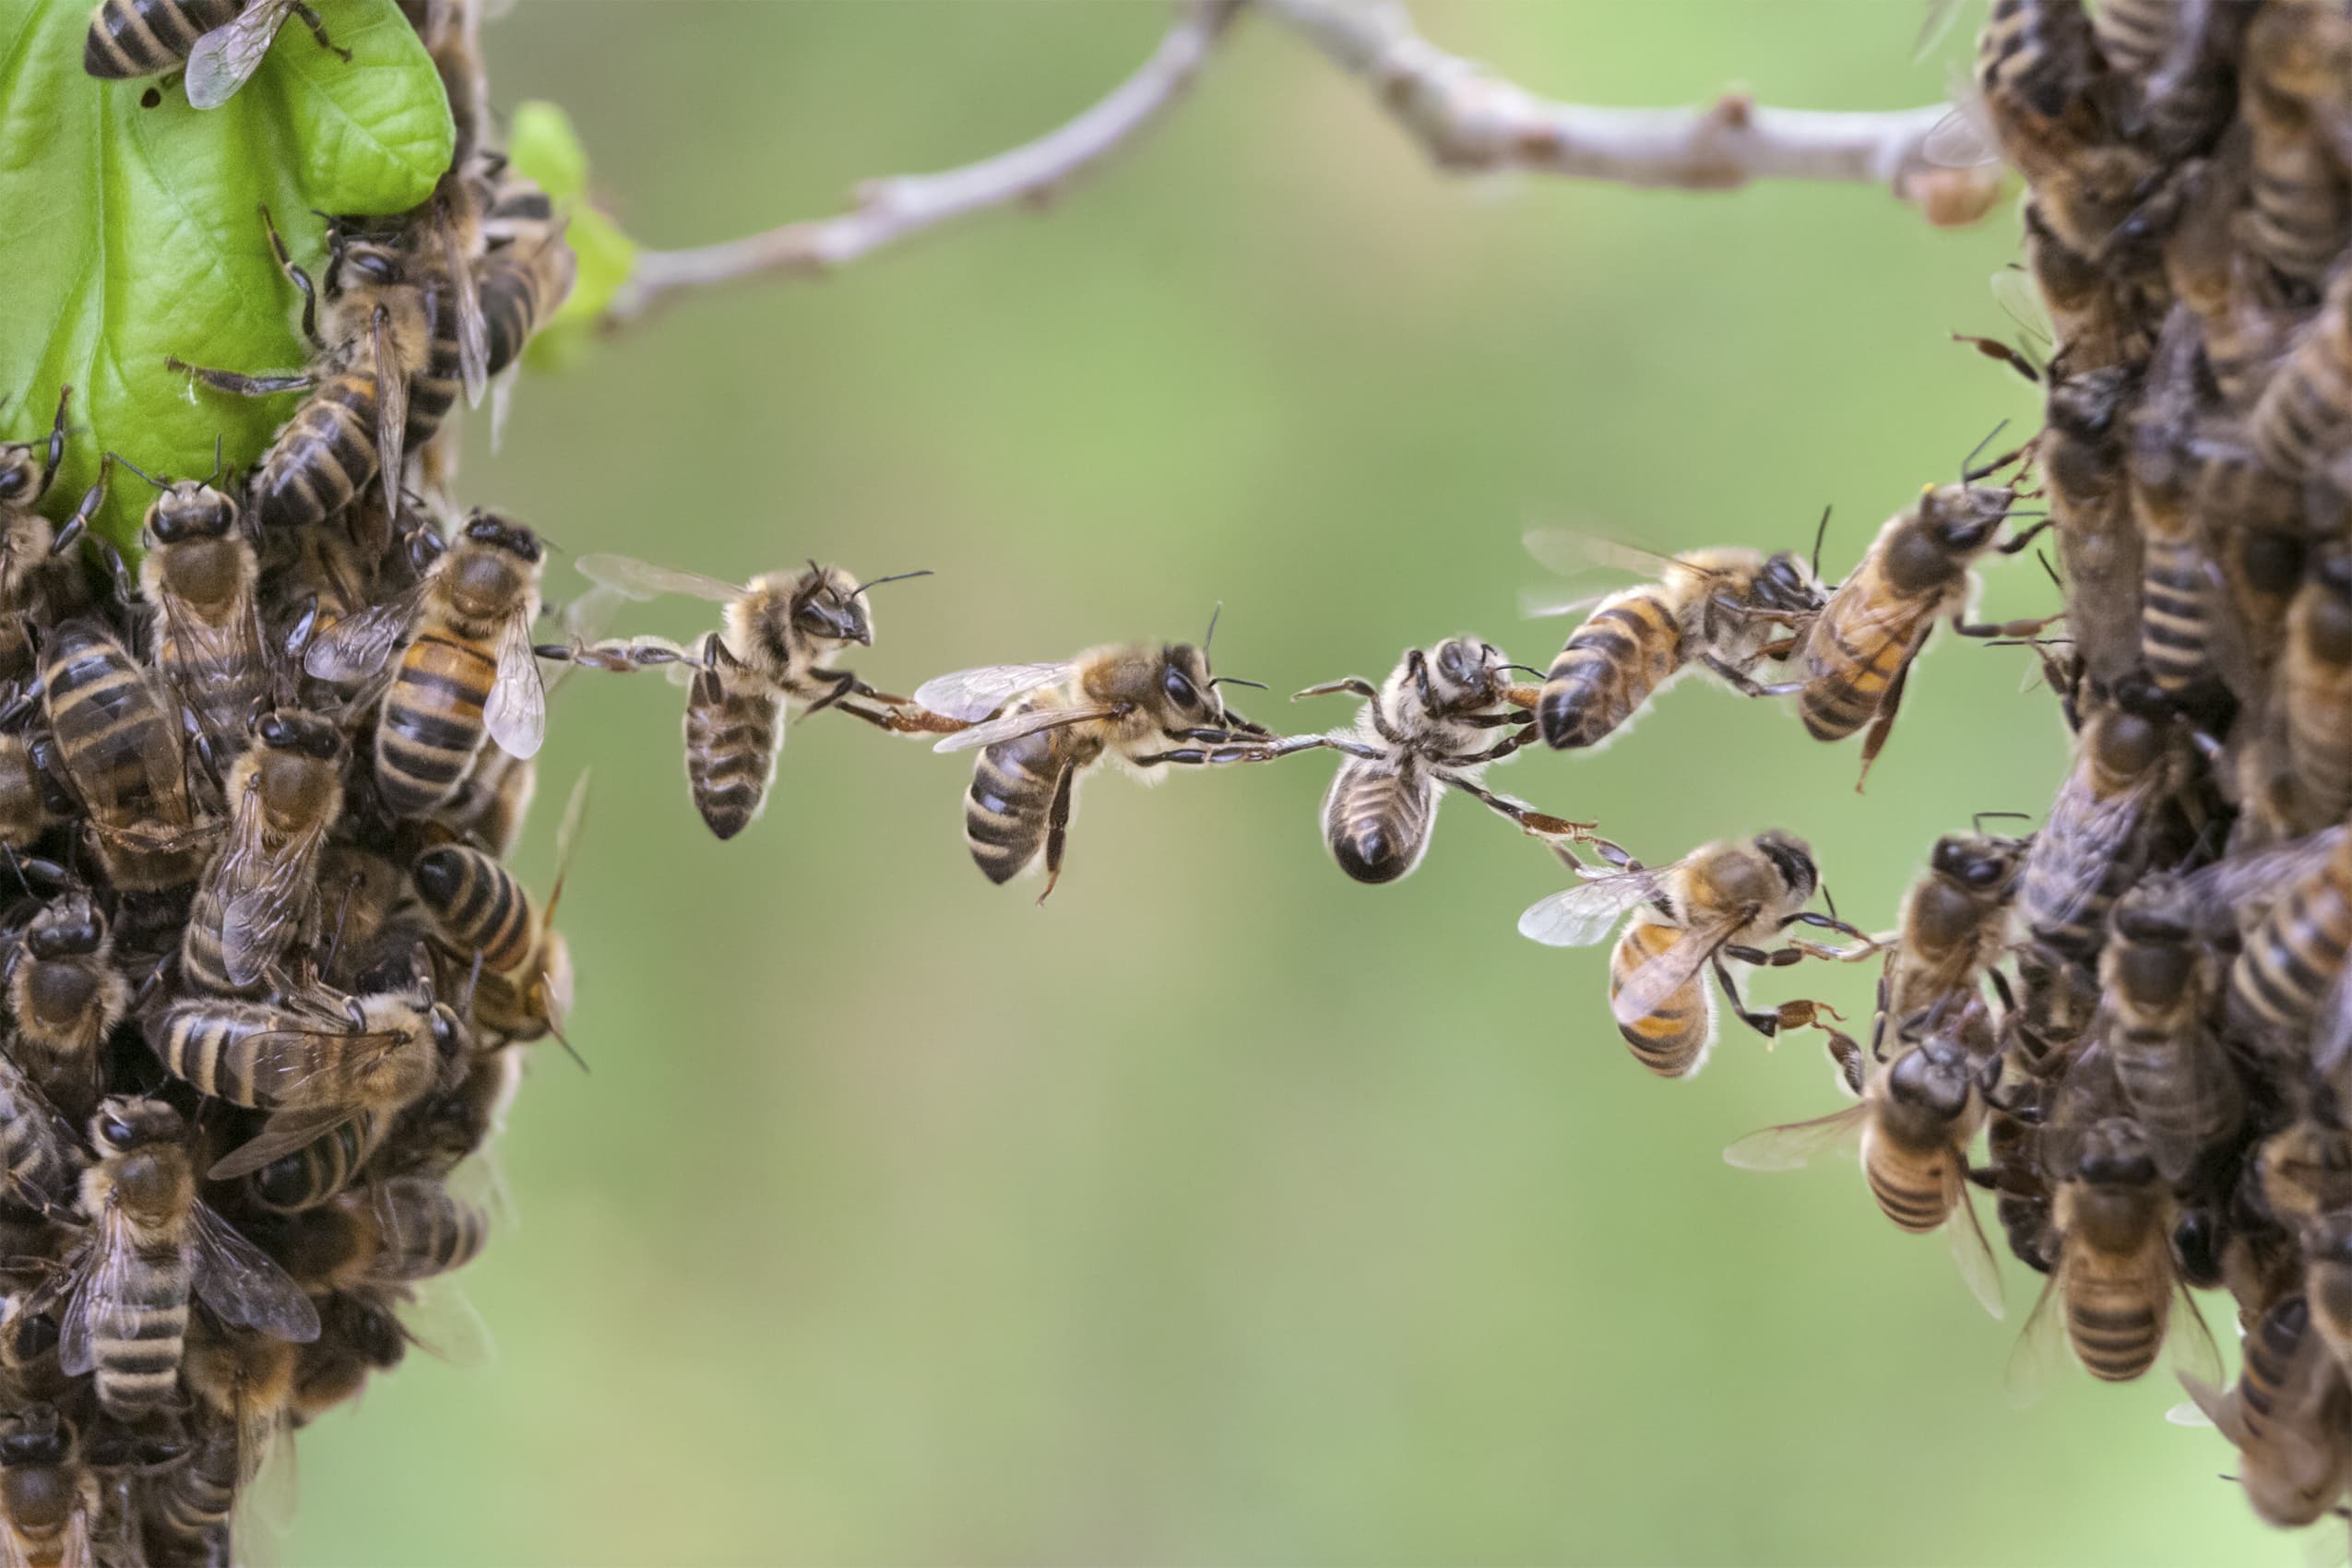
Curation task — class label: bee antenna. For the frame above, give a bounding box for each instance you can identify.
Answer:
[1960,419,2011,482]
[106,452,166,492]
[1203,601,1222,654]
[1499,662,1548,680]
[1973,811,2031,833]
[205,434,225,487]
[1820,881,1842,924]
[549,1022,589,1074]
[1208,676,1267,691]
[1811,505,1832,579]
[849,569,932,599]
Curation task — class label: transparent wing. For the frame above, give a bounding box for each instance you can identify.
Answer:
[184,0,292,109]
[910,662,1075,723]
[2180,826,2346,923]
[303,587,423,683]
[159,591,267,715]
[1519,588,1613,621]
[2167,1285,2225,1392]
[1913,0,1964,60]
[1948,1184,2006,1322]
[386,1280,494,1368]
[54,1218,131,1378]
[2025,775,2164,932]
[444,222,489,408]
[2164,1397,2215,1428]
[1523,529,1699,580]
[575,552,743,605]
[484,611,548,759]
[1612,916,1743,1033]
[221,834,325,991]
[1722,1103,1865,1170]
[1991,264,2057,351]
[370,307,408,497]
[1923,68,2000,169]
[931,704,1114,754]
[209,1103,373,1182]
[1805,579,1937,686]
[2174,1366,2241,1441]
[58,1509,94,1568]
[2004,1265,2071,1408]
[1516,867,1669,947]
[189,1200,321,1342]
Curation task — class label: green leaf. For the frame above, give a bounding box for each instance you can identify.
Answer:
[0,0,455,554]
[509,98,637,372]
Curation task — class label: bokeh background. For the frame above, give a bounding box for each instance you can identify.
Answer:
[283,3,2295,1563]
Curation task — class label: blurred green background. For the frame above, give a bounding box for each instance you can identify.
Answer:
[281,3,2293,1563]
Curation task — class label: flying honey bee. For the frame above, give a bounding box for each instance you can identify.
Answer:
[152,983,456,1182]
[4,892,129,1124]
[2011,1115,2222,1391]
[0,1403,95,1568]
[916,628,1283,901]
[1725,1008,2007,1319]
[39,621,211,893]
[2180,1293,2352,1528]
[564,554,930,841]
[2097,883,2242,1183]
[303,511,547,816]
[181,709,345,996]
[1882,825,2031,1026]
[1516,831,1871,1079]
[55,1098,317,1421]
[84,0,350,106]
[1289,637,1592,884]
[2016,676,2181,960]
[413,770,587,1054]
[1521,532,1823,752]
[101,449,275,770]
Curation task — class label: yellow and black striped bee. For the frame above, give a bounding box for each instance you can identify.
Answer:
[182,709,346,995]
[304,511,547,817]
[2183,825,2352,1060]
[2097,882,2241,1184]
[4,890,129,1125]
[2180,1292,2352,1528]
[917,629,1281,902]
[84,0,350,107]
[1517,831,1869,1079]
[1291,637,1590,885]
[39,620,211,893]
[2016,676,2181,961]
[1882,825,2030,1026]
[1522,533,1823,752]
[277,1177,490,1295]
[2238,3,2352,304]
[0,388,101,684]
[414,771,587,1054]
[476,171,576,382]
[55,1097,317,1421]
[2253,265,2352,486]
[0,1053,80,1221]
[0,1402,97,1568]
[147,1323,298,1562]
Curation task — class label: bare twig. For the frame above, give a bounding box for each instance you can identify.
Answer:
[1259,0,1993,221]
[604,0,1992,327]
[603,0,1243,326]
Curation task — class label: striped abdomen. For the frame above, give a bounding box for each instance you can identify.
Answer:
[2110,1024,2239,1175]
[964,707,1068,885]
[91,1245,191,1418]
[157,614,267,763]
[401,278,468,449]
[146,1419,237,1556]
[42,626,202,890]
[2232,855,2352,1038]
[481,238,576,377]
[2138,533,2215,695]
[467,967,542,1041]
[180,879,240,996]
[368,1179,488,1280]
[2242,97,2349,295]
[2256,292,2352,484]
[683,652,779,842]
[1798,580,1930,742]
[376,631,493,816]
[249,1111,388,1214]
[1320,756,1432,885]
[82,0,240,76]
[2062,1254,2168,1382]
[413,846,531,971]
[1978,0,2097,135]
[0,1075,76,1215]
[151,1005,300,1108]
[1536,588,1683,749]
[2089,0,2169,78]
[1859,1131,1958,1235]
[0,735,52,848]
[1609,918,1709,1078]
[252,374,380,530]
[2284,651,2352,826]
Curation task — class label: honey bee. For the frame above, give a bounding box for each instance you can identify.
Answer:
[2097,884,2242,1183]
[277,1178,489,1293]
[2180,1293,2352,1527]
[0,1055,80,1221]
[2238,2,2352,303]
[103,450,274,771]
[413,771,587,1053]
[180,710,344,996]
[2196,826,2352,1057]
[2273,545,2352,832]
[2128,313,2223,703]
[2039,362,2144,686]
[569,554,929,841]
[261,519,373,689]
[39,621,209,893]
[1517,831,1870,1079]
[2095,0,2249,158]
[0,388,98,682]
[1775,442,2049,785]
[476,190,576,382]
[151,984,455,1181]
[0,1403,96,1568]
[2303,1210,2352,1377]
[2012,1115,2221,1389]
[56,1098,317,1421]
[1290,637,1591,884]
[0,729,71,855]
[290,1293,408,1428]
[917,631,1282,901]
[244,1106,392,1217]
[84,0,350,106]
[4,893,129,1123]
[147,1321,297,1558]
[1521,533,1823,752]
[2257,1089,2352,1233]
[2016,677,2180,960]
[2252,263,2352,485]
[1725,1010,2006,1319]
[304,511,547,817]
[2018,200,2150,372]
[1971,0,2167,259]
[1882,825,2031,1026]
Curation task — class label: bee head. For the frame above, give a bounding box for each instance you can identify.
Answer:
[327,231,406,297]
[787,564,870,648]
[25,893,104,960]
[147,481,238,546]
[2076,1117,2157,1186]
[1929,832,2025,893]
[1750,551,1823,615]
[254,708,346,763]
[1156,644,1216,720]
[0,1404,66,1469]
[1884,1031,1976,1121]
[89,1095,184,1156]
[1750,828,1818,904]
[1427,637,1503,707]
[0,444,38,504]
[461,510,541,564]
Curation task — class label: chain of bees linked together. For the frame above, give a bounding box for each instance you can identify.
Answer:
[18,0,2352,1560]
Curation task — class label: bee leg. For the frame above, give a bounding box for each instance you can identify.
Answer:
[1434,771,1594,840]
[1710,956,1788,1040]
[86,533,135,612]
[1697,653,1803,699]
[1407,647,1436,712]
[1291,677,1379,702]
[797,671,858,721]
[1823,1027,1865,1095]
[1036,764,1076,906]
[1990,518,2055,555]
[259,208,325,347]
[1953,611,2064,638]
[1776,909,1881,954]
[1988,967,2019,1019]
[50,459,112,560]
[287,0,354,61]
[161,359,315,400]
[1853,658,1913,792]
[32,386,67,503]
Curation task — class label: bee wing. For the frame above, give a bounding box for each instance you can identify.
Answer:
[483,610,548,759]
[1518,588,1613,621]
[188,1200,320,1342]
[1991,264,2058,353]
[444,223,490,408]
[2003,1263,2070,1408]
[2025,775,2163,932]
[2179,826,2348,926]
[1612,915,1743,1034]
[183,0,292,109]
[388,1279,495,1368]
[1515,868,1667,948]
[1946,1182,2006,1322]
[370,306,408,496]
[159,591,266,715]
[1721,1103,1865,1170]
[1522,528,1693,580]
[1912,0,1964,59]
[931,704,1116,754]
[303,586,424,683]
[54,1214,131,1378]
[575,552,743,605]
[221,830,328,990]
[2166,1282,2225,1392]
[56,1509,95,1568]
[537,770,591,939]
[910,662,1075,724]
[206,1097,377,1182]
[1923,68,2000,169]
